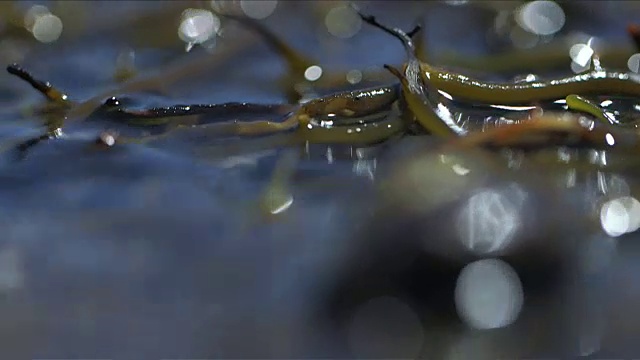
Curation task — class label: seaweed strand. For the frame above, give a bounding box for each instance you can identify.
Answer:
[6,64,70,104]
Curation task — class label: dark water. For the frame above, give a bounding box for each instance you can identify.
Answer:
[1,1,640,358]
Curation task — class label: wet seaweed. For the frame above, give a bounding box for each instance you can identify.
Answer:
[6,8,640,161]
[6,64,69,104]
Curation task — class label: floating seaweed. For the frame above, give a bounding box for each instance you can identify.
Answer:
[7,9,640,161]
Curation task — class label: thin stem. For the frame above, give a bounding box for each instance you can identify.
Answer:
[353,5,421,59]
[6,64,70,104]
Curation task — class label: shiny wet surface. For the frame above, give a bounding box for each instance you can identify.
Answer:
[2,1,640,358]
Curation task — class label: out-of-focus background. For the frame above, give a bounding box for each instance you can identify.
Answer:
[1,0,640,358]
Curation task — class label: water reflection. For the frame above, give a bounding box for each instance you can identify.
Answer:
[599,196,640,237]
[178,8,219,52]
[456,185,526,254]
[304,65,323,82]
[24,5,62,43]
[628,53,640,73]
[240,0,278,20]
[325,5,362,39]
[454,259,524,330]
[346,69,362,84]
[352,158,376,181]
[516,0,565,36]
[569,42,594,68]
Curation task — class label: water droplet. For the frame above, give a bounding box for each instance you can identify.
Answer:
[516,0,565,36]
[455,259,524,330]
[325,5,362,39]
[240,0,278,20]
[627,53,640,73]
[304,65,323,81]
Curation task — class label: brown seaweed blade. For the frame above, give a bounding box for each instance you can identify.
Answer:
[443,112,638,152]
[4,61,302,147]
[356,8,462,137]
[6,64,71,105]
[3,64,70,158]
